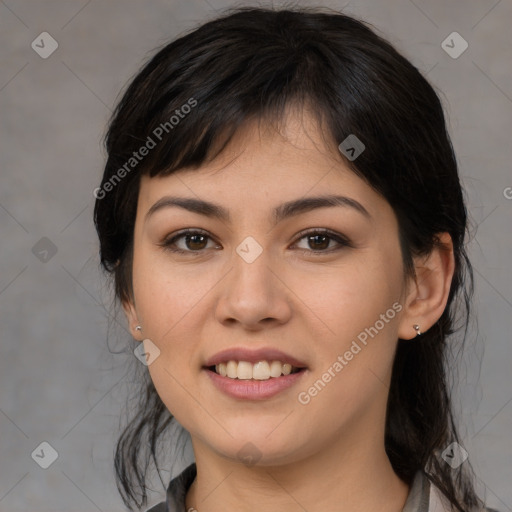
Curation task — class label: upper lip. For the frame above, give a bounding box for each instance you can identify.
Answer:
[203,347,308,368]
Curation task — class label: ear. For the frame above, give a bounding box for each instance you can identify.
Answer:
[398,232,455,340]
[122,298,143,340]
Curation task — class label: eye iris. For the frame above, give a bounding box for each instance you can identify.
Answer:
[186,234,207,250]
[308,234,329,250]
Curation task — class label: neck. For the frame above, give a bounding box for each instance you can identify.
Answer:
[186,428,409,512]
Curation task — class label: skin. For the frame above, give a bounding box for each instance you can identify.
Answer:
[123,109,455,512]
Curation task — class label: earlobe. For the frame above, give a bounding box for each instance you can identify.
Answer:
[122,299,143,340]
[398,233,455,340]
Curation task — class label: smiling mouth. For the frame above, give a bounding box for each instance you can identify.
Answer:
[206,360,304,381]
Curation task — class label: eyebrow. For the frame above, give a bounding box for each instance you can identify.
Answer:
[144,194,371,225]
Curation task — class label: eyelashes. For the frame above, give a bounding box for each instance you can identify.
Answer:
[159,229,220,254]
[293,228,353,253]
[157,228,353,256]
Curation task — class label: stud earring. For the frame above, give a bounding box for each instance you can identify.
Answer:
[413,324,421,336]
[135,325,142,332]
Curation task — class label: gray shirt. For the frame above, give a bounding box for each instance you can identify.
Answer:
[145,463,498,512]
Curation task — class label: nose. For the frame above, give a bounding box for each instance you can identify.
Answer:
[214,245,292,331]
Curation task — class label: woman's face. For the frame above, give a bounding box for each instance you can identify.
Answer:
[125,112,412,466]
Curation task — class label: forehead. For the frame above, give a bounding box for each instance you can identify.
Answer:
[136,110,391,222]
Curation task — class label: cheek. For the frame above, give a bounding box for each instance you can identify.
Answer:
[131,246,214,339]
[133,258,211,423]
[292,246,404,409]
[130,252,213,414]
[294,252,403,345]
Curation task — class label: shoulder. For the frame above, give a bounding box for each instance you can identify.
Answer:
[144,462,197,512]
[429,476,501,512]
[406,470,500,512]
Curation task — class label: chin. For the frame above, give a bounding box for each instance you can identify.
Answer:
[205,432,308,468]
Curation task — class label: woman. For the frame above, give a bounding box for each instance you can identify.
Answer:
[94,7,498,512]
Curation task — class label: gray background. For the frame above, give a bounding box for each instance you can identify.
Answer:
[1,0,511,511]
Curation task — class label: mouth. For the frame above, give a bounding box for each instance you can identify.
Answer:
[205,360,305,381]
[203,359,308,400]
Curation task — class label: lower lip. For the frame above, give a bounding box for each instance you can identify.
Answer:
[204,368,307,400]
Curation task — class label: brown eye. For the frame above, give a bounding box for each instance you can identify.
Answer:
[293,229,352,254]
[307,234,331,251]
[159,229,220,254]
[184,233,208,250]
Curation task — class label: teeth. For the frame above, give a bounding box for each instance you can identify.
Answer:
[214,360,298,380]
[237,361,253,380]
[226,361,237,378]
[269,360,282,377]
[254,361,270,380]
[217,362,227,377]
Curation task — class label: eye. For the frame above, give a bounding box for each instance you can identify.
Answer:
[158,229,221,254]
[292,229,353,254]
[158,228,352,256]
